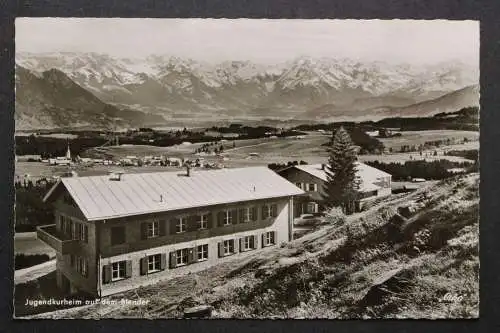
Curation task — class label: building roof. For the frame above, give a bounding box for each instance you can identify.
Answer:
[44,167,305,221]
[293,162,391,192]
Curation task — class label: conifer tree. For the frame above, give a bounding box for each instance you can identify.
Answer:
[322,127,361,214]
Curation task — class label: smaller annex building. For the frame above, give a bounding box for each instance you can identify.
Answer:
[277,162,392,216]
[37,166,304,297]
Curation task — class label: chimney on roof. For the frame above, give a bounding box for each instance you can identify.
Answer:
[186,164,191,177]
[109,170,124,181]
[321,164,326,170]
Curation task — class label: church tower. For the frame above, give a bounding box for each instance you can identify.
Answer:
[65,140,71,160]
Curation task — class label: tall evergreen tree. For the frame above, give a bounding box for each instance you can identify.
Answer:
[322,127,361,214]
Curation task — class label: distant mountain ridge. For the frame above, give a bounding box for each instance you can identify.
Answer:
[302,84,479,121]
[15,52,480,128]
[15,65,165,130]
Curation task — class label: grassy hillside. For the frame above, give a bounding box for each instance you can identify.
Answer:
[27,173,478,319]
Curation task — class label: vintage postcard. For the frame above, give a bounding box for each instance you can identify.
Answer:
[13,18,479,319]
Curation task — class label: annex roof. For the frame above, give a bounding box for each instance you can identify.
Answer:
[293,162,391,192]
[44,167,305,221]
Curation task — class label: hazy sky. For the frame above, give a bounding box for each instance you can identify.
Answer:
[16,18,479,65]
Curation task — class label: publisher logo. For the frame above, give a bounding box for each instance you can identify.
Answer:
[439,293,464,303]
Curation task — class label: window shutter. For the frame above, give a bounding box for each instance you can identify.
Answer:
[75,223,80,240]
[191,216,199,231]
[140,257,148,275]
[239,238,244,252]
[160,253,167,270]
[192,246,199,263]
[252,207,258,221]
[272,204,278,217]
[208,213,214,229]
[239,208,245,223]
[83,259,88,277]
[261,233,266,247]
[159,219,167,236]
[218,242,224,258]
[231,209,238,225]
[170,219,177,234]
[71,222,76,239]
[262,206,269,219]
[102,264,112,284]
[185,216,193,232]
[271,231,276,244]
[217,212,223,227]
[187,248,196,264]
[253,235,258,249]
[169,252,177,269]
[125,260,133,278]
[141,222,148,240]
[84,225,88,243]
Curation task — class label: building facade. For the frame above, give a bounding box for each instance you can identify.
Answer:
[37,167,304,296]
[277,162,392,216]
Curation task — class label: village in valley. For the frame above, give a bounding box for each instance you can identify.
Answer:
[13,19,479,319]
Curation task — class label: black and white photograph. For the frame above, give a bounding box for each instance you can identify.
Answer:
[13,18,479,319]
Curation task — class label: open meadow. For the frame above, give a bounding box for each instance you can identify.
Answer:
[379,130,479,150]
[15,129,478,181]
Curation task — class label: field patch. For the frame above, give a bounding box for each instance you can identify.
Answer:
[15,233,56,258]
[380,130,478,150]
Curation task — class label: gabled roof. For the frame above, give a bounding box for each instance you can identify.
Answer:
[44,167,305,221]
[292,162,391,192]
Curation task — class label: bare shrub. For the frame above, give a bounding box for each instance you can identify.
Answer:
[323,207,346,226]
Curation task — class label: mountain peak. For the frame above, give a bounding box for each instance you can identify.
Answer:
[15,52,479,127]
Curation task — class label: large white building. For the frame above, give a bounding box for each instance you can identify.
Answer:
[37,166,304,296]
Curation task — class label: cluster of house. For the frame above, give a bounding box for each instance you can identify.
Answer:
[17,142,225,170]
[79,156,224,169]
[36,161,392,297]
[77,155,184,167]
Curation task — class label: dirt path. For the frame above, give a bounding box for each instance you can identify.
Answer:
[224,141,274,153]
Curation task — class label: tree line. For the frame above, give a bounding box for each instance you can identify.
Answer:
[267,160,308,171]
[293,106,479,133]
[364,159,477,181]
[15,179,56,232]
[16,126,306,157]
[444,149,478,161]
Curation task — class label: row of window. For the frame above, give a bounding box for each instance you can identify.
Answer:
[296,182,318,192]
[111,204,279,245]
[60,215,89,243]
[69,254,88,277]
[103,231,276,283]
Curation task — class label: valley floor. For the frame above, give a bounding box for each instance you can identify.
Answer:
[16,129,478,182]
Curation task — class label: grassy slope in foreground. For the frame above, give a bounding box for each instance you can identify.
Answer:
[28,173,478,319]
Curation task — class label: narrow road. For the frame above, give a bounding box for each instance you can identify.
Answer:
[15,259,56,285]
[224,141,274,153]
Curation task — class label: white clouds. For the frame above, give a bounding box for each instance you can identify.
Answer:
[15,18,478,66]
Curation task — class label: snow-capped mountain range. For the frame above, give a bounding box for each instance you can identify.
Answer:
[15,52,479,129]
